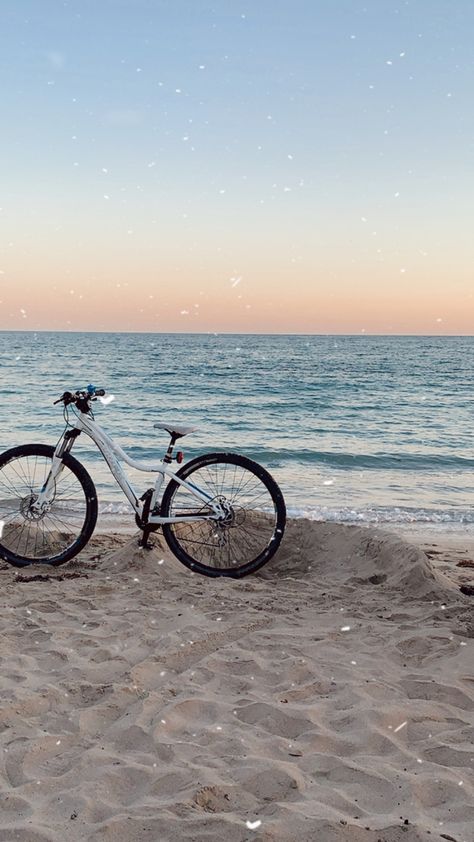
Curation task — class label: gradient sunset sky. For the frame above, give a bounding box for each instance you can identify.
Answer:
[1,0,473,334]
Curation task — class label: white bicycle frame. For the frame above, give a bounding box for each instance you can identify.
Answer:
[40,410,224,525]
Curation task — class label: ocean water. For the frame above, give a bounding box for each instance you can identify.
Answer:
[1,331,473,532]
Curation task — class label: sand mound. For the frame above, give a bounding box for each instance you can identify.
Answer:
[96,519,460,604]
[0,520,472,841]
[265,520,454,600]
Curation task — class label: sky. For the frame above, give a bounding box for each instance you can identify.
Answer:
[1,0,473,334]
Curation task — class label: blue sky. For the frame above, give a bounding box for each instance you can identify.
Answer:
[1,1,473,332]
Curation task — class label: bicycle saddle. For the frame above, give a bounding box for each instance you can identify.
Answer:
[153,423,199,438]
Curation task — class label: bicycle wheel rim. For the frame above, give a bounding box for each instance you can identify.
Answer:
[0,450,91,564]
[162,454,285,577]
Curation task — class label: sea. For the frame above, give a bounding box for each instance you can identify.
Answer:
[1,331,473,537]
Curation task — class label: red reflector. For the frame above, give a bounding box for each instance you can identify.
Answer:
[176,451,184,463]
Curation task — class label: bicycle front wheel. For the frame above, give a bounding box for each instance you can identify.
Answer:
[0,444,98,567]
[161,452,286,578]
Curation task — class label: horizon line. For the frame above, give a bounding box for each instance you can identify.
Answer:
[1,329,474,338]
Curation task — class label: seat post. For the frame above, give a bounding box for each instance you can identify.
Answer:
[163,433,179,464]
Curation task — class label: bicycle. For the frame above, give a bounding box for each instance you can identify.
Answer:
[0,385,286,578]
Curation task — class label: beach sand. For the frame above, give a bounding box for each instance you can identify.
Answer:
[0,520,473,842]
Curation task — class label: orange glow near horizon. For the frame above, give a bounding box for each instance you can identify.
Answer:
[2,256,473,334]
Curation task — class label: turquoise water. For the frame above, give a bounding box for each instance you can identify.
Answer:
[1,331,473,528]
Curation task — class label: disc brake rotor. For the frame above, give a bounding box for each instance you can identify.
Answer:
[19,494,46,521]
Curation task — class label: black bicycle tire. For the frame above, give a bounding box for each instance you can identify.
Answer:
[161,452,286,578]
[0,443,98,568]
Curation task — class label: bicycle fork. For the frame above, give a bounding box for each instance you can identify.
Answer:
[30,432,77,514]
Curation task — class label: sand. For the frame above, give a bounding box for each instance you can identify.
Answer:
[0,519,473,842]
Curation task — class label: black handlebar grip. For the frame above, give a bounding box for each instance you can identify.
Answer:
[54,390,74,405]
[95,389,106,397]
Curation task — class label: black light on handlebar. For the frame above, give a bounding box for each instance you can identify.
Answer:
[86,384,105,398]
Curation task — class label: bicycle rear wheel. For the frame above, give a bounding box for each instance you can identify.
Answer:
[0,444,98,567]
[161,452,286,578]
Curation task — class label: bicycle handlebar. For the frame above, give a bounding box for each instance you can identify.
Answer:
[54,384,106,406]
